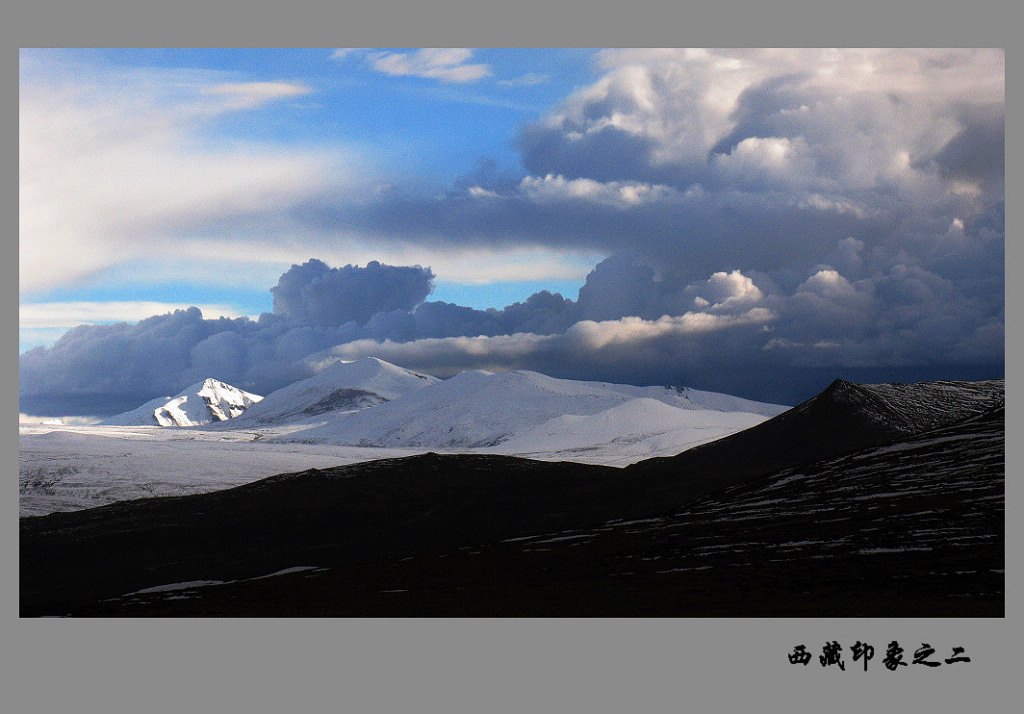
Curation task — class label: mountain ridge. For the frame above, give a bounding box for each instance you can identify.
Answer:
[630,377,1005,490]
[222,357,439,427]
[275,366,788,448]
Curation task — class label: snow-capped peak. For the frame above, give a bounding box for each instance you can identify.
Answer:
[101,379,262,427]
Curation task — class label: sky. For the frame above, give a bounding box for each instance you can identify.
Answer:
[19,48,1005,417]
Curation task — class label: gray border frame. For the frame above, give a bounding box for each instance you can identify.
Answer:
[8,3,1016,710]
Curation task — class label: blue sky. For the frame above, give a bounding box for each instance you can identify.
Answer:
[19,48,1005,415]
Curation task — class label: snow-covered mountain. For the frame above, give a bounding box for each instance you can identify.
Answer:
[278,368,789,449]
[99,396,174,427]
[223,357,439,427]
[101,379,262,427]
[490,397,769,464]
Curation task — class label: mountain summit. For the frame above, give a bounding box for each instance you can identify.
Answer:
[813,378,1005,436]
[101,379,262,427]
[223,357,439,427]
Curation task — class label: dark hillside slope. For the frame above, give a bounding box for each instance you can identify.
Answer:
[21,455,623,616]
[632,378,1004,492]
[447,402,1001,617]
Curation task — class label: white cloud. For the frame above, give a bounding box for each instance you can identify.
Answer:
[369,48,491,83]
[340,333,546,360]
[327,307,774,368]
[563,310,774,350]
[796,194,873,219]
[19,58,352,296]
[19,302,255,329]
[528,52,764,173]
[524,48,1003,200]
[761,337,803,351]
[200,81,313,109]
[710,136,818,190]
[797,269,859,299]
[519,174,678,208]
[684,270,765,313]
[467,186,501,198]
[596,48,1004,108]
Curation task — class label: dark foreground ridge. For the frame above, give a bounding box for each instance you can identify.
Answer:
[631,378,1004,486]
[20,379,1004,616]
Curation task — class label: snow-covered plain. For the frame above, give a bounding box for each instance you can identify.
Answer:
[19,423,423,516]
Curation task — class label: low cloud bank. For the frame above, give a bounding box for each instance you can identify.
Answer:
[19,249,1003,416]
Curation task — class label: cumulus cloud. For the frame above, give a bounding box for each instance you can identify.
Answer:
[684,271,765,314]
[314,49,1002,387]
[709,136,818,191]
[556,48,1006,194]
[798,269,860,299]
[17,257,768,413]
[506,49,1003,266]
[270,259,434,327]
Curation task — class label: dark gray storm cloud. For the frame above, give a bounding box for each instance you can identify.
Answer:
[518,123,675,186]
[932,105,1005,192]
[271,259,434,327]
